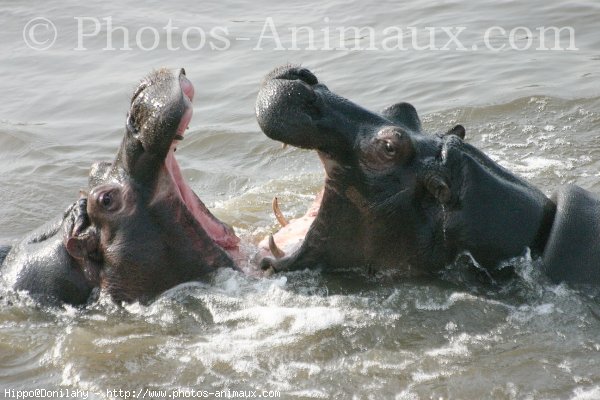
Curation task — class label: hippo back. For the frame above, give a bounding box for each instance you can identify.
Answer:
[543,184,600,284]
[0,216,94,305]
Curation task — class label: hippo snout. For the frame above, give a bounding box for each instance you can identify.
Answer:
[256,66,323,149]
[263,65,319,86]
[256,65,392,157]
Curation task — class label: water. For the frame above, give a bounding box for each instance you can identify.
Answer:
[1,0,600,398]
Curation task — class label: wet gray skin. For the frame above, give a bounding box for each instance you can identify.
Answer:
[0,69,239,305]
[255,65,588,282]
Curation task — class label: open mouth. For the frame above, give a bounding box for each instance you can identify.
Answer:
[164,72,240,251]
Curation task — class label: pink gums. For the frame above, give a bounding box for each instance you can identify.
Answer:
[258,189,323,256]
[165,75,240,251]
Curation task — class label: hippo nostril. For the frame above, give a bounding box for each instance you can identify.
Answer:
[126,113,139,134]
[180,68,186,76]
[272,65,319,85]
[131,81,148,104]
[297,68,318,85]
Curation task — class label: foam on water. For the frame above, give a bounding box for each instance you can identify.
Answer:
[1,0,600,396]
[3,266,598,398]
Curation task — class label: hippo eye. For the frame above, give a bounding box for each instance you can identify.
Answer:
[99,192,112,209]
[384,141,396,156]
[91,185,122,214]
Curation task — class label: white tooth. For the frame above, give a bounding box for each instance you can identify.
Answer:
[272,197,289,227]
[282,143,288,150]
[268,234,286,259]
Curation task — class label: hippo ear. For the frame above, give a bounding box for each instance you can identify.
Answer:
[444,124,465,140]
[381,102,422,132]
[66,231,100,262]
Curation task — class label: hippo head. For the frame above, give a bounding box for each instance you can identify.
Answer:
[256,65,555,276]
[66,68,239,303]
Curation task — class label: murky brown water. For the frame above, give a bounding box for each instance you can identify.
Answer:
[1,0,600,398]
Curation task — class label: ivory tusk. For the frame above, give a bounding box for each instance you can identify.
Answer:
[268,234,286,259]
[272,197,289,227]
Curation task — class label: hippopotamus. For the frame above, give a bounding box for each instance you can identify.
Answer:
[255,64,600,285]
[0,68,241,305]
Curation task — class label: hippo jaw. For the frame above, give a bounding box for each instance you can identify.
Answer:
[256,65,555,276]
[70,69,239,303]
[120,68,240,251]
[255,65,443,272]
